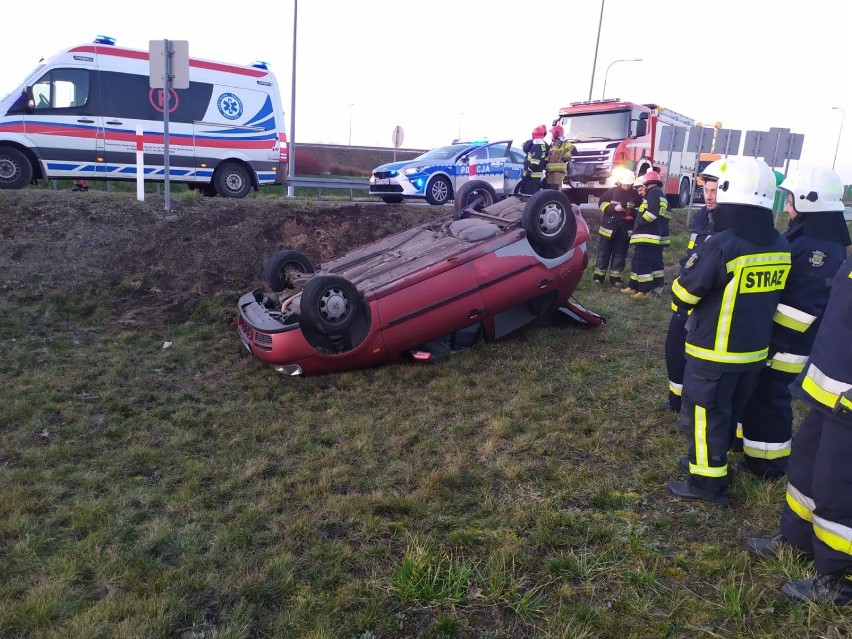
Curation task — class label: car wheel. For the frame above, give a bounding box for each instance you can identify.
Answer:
[213,162,252,198]
[0,147,34,190]
[262,249,314,292]
[453,180,496,215]
[301,275,362,335]
[522,190,577,257]
[425,176,451,205]
[381,196,404,204]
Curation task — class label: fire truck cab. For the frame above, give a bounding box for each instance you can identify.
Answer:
[553,99,697,207]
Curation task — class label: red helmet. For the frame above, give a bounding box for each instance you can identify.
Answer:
[550,125,564,138]
[532,125,547,139]
[642,170,662,186]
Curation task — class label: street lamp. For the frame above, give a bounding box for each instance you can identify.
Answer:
[602,58,642,100]
[458,112,464,140]
[588,0,605,101]
[831,106,845,170]
[348,103,354,146]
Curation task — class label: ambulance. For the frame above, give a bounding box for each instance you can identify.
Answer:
[0,36,288,197]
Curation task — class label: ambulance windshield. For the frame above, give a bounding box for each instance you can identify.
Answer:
[1,64,45,102]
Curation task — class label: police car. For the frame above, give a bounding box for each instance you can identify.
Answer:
[369,140,525,205]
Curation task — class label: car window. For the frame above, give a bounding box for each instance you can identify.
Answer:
[509,148,525,163]
[486,143,509,159]
[415,145,469,161]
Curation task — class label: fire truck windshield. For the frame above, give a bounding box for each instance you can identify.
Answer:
[558,110,630,143]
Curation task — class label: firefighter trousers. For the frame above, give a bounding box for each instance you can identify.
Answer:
[519,175,543,195]
[664,310,688,411]
[629,244,661,293]
[544,171,566,189]
[780,407,852,576]
[593,226,630,284]
[681,363,761,498]
[739,366,794,477]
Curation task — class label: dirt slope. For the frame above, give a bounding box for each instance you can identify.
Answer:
[0,189,438,323]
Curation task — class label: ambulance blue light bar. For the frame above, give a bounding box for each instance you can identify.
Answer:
[93,35,116,46]
[251,61,270,70]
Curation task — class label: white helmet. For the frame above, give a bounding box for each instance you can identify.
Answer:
[614,168,636,186]
[778,166,844,214]
[699,161,723,182]
[712,157,776,209]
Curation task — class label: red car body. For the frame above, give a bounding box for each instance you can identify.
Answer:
[237,189,599,376]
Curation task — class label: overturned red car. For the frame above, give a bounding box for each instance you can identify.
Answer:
[237,184,602,376]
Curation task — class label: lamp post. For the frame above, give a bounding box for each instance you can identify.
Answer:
[287,0,297,197]
[348,103,354,146]
[458,112,464,141]
[602,58,642,100]
[588,0,605,101]
[831,106,845,171]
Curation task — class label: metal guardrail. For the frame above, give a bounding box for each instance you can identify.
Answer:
[282,176,370,201]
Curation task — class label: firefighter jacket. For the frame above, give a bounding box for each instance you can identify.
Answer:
[671,209,792,372]
[544,139,575,174]
[630,185,670,245]
[522,139,548,179]
[792,255,852,422]
[598,187,641,238]
[767,215,850,375]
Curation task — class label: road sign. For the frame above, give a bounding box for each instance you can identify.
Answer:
[149,40,189,89]
[686,126,713,153]
[392,125,405,149]
[659,125,686,152]
[714,129,742,155]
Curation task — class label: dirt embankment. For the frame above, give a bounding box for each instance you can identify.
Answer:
[0,190,437,323]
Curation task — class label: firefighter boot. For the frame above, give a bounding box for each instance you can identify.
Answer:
[782,573,852,605]
[667,480,729,507]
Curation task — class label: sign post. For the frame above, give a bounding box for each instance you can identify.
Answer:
[392,125,404,162]
[149,39,189,212]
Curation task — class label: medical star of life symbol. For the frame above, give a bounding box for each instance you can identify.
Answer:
[217,93,243,120]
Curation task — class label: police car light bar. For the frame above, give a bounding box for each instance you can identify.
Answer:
[93,35,116,46]
[251,61,270,70]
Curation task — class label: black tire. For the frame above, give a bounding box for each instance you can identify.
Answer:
[453,180,497,214]
[522,190,577,258]
[262,249,314,292]
[213,162,252,198]
[301,275,362,335]
[381,195,404,204]
[0,147,34,190]
[678,179,691,208]
[425,175,452,205]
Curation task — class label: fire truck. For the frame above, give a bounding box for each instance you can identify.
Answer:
[553,99,697,207]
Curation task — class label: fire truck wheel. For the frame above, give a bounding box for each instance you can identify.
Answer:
[522,190,577,258]
[425,176,452,205]
[678,179,691,209]
[262,249,314,292]
[214,162,252,198]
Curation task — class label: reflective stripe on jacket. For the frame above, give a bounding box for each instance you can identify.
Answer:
[545,139,575,173]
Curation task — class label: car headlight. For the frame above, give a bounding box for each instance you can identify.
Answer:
[402,166,424,176]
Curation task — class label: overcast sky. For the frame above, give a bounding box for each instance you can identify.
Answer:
[3,0,851,181]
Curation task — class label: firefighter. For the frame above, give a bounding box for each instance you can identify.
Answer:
[519,125,548,195]
[666,157,791,506]
[624,170,669,297]
[544,125,575,191]
[735,167,851,478]
[592,169,640,287]
[662,166,721,413]
[745,252,852,604]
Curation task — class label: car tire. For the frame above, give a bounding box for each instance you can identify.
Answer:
[425,175,451,205]
[522,190,577,257]
[381,196,404,204]
[263,249,314,293]
[0,147,34,190]
[301,275,362,336]
[453,180,496,215]
[213,162,252,198]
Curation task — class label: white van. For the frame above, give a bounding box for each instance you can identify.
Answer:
[0,36,288,197]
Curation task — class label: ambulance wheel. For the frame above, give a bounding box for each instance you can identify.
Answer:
[381,196,404,204]
[425,176,451,205]
[300,275,362,336]
[454,180,496,214]
[214,162,252,198]
[0,147,33,190]
[522,190,577,258]
[262,249,314,292]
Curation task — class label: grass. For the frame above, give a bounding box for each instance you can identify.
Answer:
[1,210,851,638]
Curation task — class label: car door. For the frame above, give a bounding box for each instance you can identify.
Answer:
[20,67,103,180]
[464,141,514,194]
